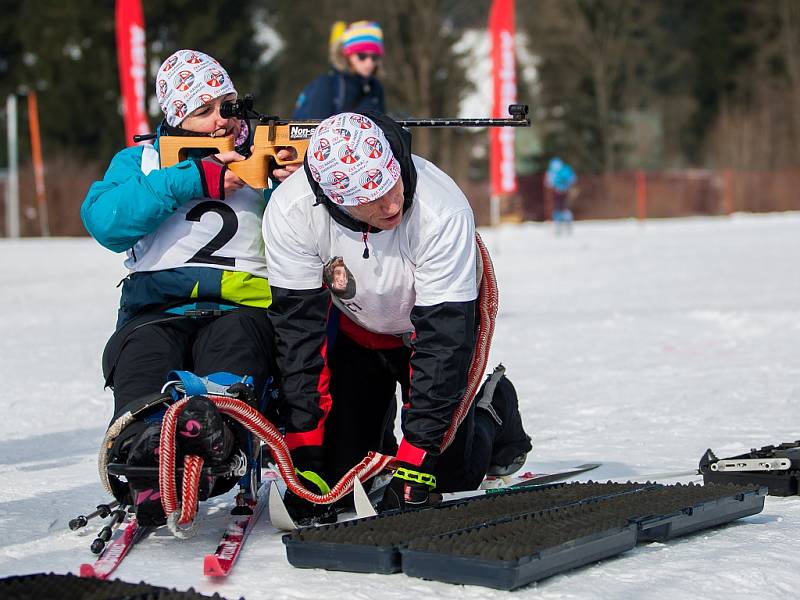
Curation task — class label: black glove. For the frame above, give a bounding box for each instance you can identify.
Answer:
[177,395,237,465]
[283,446,337,525]
[378,464,440,512]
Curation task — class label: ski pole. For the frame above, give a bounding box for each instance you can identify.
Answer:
[90,506,128,555]
[69,500,120,531]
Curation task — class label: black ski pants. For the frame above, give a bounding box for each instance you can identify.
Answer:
[323,331,498,493]
[102,307,276,422]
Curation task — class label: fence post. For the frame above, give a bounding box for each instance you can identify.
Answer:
[635,170,647,220]
[27,91,49,237]
[5,94,19,238]
[543,184,553,221]
[490,194,500,227]
[722,169,734,215]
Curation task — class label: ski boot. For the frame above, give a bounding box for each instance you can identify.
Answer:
[476,364,533,477]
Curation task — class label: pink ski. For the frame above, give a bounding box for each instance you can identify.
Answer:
[79,518,148,579]
[203,480,271,577]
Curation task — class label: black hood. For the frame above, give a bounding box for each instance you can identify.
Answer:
[303,111,418,233]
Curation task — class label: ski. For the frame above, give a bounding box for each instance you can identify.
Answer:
[203,480,271,577]
[272,465,605,530]
[609,468,699,482]
[483,463,602,493]
[510,462,602,487]
[79,517,150,579]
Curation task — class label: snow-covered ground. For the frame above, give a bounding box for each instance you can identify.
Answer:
[1,213,799,599]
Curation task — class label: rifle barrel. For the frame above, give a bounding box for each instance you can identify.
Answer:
[256,104,529,128]
[257,116,529,128]
[396,117,529,127]
[133,104,530,143]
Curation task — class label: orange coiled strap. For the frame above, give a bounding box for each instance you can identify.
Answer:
[438,232,499,451]
[158,396,393,528]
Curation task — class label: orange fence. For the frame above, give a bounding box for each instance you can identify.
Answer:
[3,164,800,236]
[463,168,800,226]
[0,158,100,237]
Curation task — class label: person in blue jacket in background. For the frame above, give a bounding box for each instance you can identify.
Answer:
[545,157,578,234]
[292,20,386,119]
[81,49,299,525]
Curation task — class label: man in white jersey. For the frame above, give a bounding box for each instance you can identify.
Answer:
[82,50,299,525]
[263,112,532,522]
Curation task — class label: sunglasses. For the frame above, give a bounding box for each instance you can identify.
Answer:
[355,53,382,62]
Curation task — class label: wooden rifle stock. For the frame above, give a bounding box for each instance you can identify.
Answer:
[158,121,317,189]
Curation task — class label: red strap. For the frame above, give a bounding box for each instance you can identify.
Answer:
[285,333,333,450]
[196,158,226,200]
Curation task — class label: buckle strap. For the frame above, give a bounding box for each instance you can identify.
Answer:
[476,363,506,426]
[165,370,253,399]
[394,467,437,489]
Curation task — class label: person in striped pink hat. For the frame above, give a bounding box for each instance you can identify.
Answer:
[292,20,386,119]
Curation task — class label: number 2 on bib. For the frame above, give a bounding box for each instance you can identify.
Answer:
[185,201,238,267]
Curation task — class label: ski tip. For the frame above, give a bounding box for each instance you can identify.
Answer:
[203,555,225,577]
[268,484,298,531]
[353,476,378,518]
[79,564,97,578]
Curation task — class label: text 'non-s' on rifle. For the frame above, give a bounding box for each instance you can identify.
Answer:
[133,96,530,189]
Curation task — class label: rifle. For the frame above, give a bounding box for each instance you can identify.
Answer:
[133,97,530,189]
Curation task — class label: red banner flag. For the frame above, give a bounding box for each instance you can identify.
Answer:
[489,0,517,196]
[116,0,148,145]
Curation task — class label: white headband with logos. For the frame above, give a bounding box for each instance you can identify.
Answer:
[155,49,236,127]
[306,113,401,206]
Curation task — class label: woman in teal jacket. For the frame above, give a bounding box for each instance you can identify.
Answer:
[82,49,298,526]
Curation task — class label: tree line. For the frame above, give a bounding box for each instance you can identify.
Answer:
[1,0,798,233]
[523,0,800,172]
